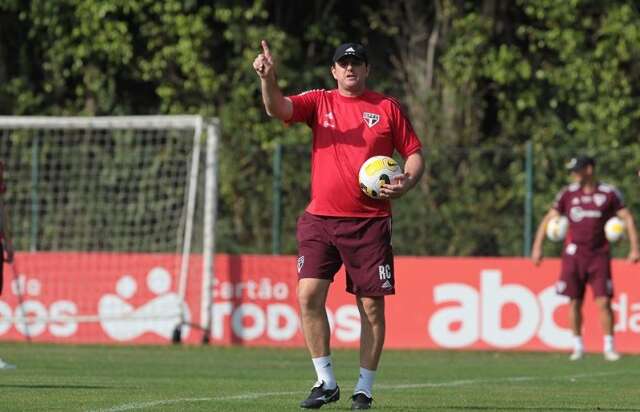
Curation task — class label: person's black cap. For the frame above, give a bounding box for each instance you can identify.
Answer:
[565,155,595,172]
[332,43,368,64]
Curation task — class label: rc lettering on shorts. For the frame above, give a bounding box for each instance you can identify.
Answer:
[378,264,392,280]
[363,112,380,128]
[378,264,393,289]
[297,256,305,273]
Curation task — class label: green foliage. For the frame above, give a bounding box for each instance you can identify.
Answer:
[1,0,640,256]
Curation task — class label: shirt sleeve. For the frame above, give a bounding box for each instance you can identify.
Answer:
[286,89,323,126]
[552,189,567,214]
[610,187,625,212]
[389,99,422,159]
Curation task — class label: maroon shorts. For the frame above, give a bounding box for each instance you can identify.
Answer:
[558,244,612,299]
[296,212,394,296]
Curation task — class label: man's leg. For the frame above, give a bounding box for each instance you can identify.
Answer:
[298,278,340,409]
[356,295,385,370]
[569,298,583,336]
[298,278,331,358]
[590,254,619,360]
[595,296,614,335]
[351,295,385,409]
[595,296,619,360]
[569,298,584,360]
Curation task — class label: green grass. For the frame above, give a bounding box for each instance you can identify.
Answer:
[1,343,639,411]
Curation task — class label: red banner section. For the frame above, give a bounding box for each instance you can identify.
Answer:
[1,254,638,352]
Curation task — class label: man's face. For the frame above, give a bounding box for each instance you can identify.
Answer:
[331,57,369,92]
[571,165,593,184]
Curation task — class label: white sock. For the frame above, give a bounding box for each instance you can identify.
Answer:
[354,367,376,398]
[604,335,614,352]
[312,355,337,389]
[573,335,584,353]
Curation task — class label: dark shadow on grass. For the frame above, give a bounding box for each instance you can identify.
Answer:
[380,406,640,411]
[0,384,114,389]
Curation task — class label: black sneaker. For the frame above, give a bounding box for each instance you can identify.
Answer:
[299,381,340,409]
[351,392,373,410]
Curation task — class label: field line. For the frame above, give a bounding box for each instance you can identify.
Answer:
[375,370,621,390]
[88,371,624,412]
[88,391,301,412]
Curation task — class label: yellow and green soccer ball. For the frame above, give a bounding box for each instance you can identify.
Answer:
[546,215,569,242]
[358,156,403,199]
[605,216,626,243]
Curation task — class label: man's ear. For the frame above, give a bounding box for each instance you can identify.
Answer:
[330,64,338,80]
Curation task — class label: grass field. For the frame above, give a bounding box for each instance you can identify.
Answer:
[1,343,639,411]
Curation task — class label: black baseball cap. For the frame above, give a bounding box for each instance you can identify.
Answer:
[332,43,368,64]
[565,155,595,172]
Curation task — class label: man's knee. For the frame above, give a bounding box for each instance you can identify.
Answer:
[595,296,611,310]
[298,292,323,312]
[298,279,329,312]
[569,298,583,310]
[358,297,386,324]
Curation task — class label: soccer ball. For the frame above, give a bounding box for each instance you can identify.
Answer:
[605,216,626,243]
[358,156,403,199]
[546,215,569,242]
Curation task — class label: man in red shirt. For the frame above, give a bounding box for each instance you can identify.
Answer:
[254,41,424,409]
[0,161,16,370]
[532,155,639,361]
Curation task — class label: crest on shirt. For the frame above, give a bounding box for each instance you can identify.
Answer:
[323,112,336,129]
[363,112,380,128]
[571,197,580,205]
[593,193,607,207]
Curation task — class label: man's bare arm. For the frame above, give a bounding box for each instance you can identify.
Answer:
[379,151,424,199]
[531,209,560,266]
[617,208,640,263]
[253,40,293,121]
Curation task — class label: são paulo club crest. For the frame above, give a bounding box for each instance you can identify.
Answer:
[593,193,606,207]
[363,112,380,128]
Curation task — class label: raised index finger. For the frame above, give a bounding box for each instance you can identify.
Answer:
[261,40,271,58]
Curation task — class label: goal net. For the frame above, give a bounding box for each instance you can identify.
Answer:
[0,116,218,344]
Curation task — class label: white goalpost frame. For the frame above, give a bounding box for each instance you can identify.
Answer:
[176,116,202,337]
[200,119,219,340]
[0,116,218,342]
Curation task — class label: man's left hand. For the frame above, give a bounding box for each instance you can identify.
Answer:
[379,173,411,199]
[628,248,640,264]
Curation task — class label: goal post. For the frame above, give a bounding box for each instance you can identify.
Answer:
[0,116,219,345]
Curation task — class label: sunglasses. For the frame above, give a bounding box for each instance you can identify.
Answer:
[336,58,365,68]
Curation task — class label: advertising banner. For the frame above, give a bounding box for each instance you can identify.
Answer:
[1,254,638,353]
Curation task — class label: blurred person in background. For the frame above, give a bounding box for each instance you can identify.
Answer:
[532,155,639,361]
[0,161,16,370]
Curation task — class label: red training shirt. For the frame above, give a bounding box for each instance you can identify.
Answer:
[553,182,625,253]
[287,89,422,217]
